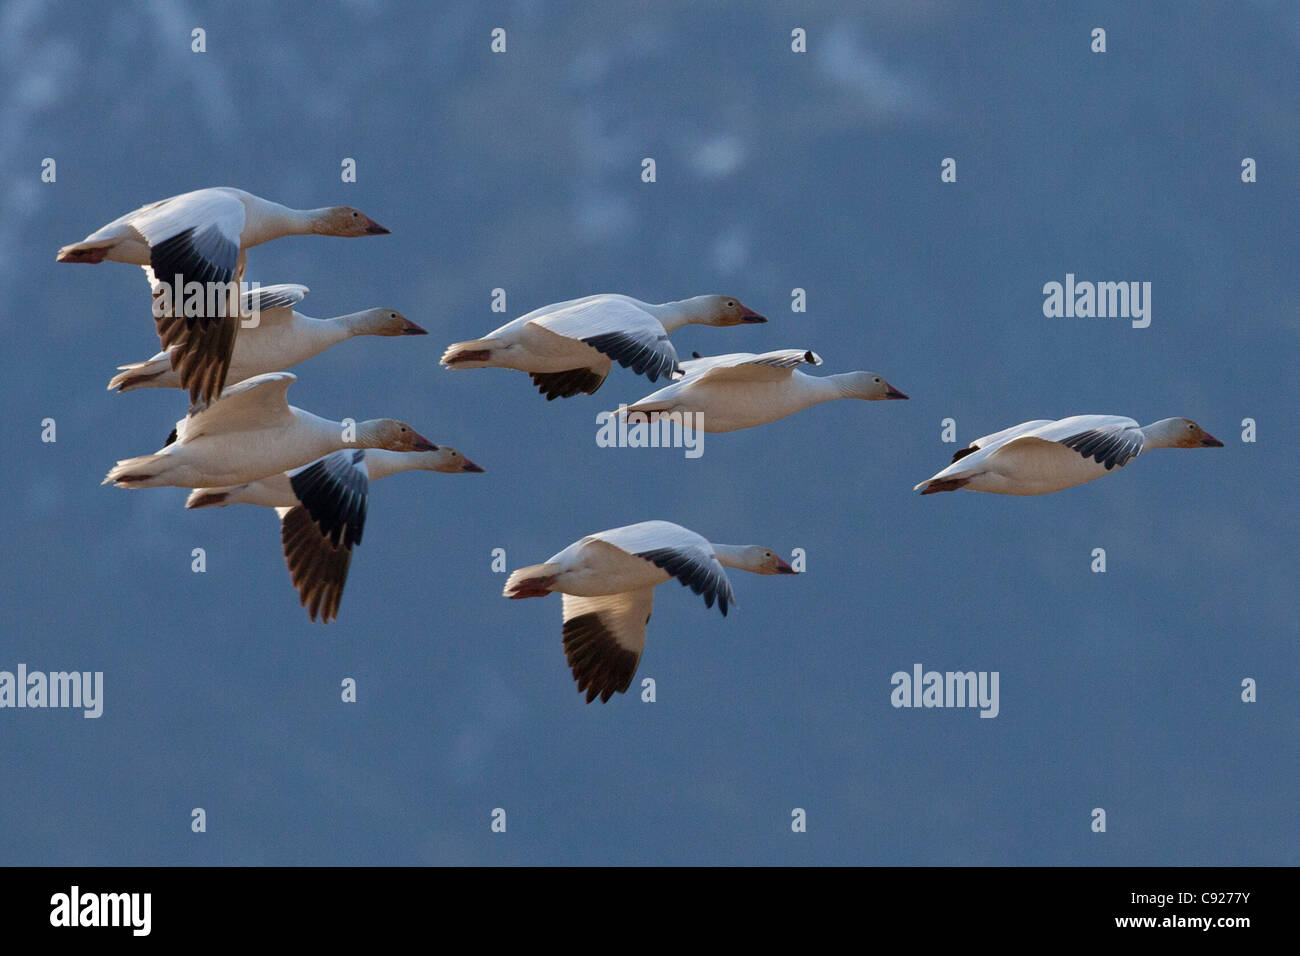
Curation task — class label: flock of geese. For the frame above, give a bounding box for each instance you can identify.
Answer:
[59,186,1223,703]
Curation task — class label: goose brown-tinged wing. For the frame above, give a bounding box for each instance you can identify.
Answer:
[561,590,653,703]
[278,451,370,623]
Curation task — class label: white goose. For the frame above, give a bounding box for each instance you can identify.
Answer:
[58,187,390,402]
[186,447,484,623]
[914,415,1224,496]
[107,284,425,392]
[102,371,436,489]
[503,519,797,703]
[440,293,767,400]
[620,349,908,432]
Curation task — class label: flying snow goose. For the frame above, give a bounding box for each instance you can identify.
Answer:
[102,371,436,489]
[440,293,766,400]
[914,415,1223,496]
[503,519,797,703]
[107,284,425,392]
[619,349,908,432]
[58,187,390,403]
[185,447,483,622]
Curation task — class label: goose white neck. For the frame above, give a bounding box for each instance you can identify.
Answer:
[352,419,395,447]
[712,543,758,571]
[362,450,419,480]
[245,202,328,244]
[265,203,333,235]
[645,297,708,332]
[809,373,861,402]
[299,207,338,235]
[1139,418,1186,449]
[336,309,389,336]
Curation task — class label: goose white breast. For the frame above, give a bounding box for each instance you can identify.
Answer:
[107,284,426,392]
[621,349,908,432]
[101,371,437,489]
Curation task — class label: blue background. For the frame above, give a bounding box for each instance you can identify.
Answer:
[2,0,1296,865]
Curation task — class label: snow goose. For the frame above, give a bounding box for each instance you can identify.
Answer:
[102,371,436,489]
[58,187,390,403]
[185,447,483,622]
[619,349,908,432]
[914,415,1223,496]
[107,284,425,392]
[440,293,766,400]
[503,520,797,703]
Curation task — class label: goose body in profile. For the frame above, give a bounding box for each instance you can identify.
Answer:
[914,415,1223,496]
[620,349,908,432]
[503,520,797,703]
[187,447,483,622]
[108,284,425,392]
[102,371,436,489]
[58,187,390,402]
[440,293,766,400]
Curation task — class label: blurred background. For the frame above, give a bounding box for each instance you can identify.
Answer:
[1,0,1296,864]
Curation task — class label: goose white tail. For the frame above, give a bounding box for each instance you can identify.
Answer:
[103,453,168,487]
[441,338,496,368]
[504,562,561,598]
[618,401,672,420]
[914,477,970,494]
[186,488,231,509]
[56,239,114,263]
[108,356,170,391]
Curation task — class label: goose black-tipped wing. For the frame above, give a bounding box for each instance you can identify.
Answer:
[240,283,308,316]
[1059,426,1145,470]
[288,450,369,548]
[147,222,242,403]
[125,190,247,402]
[280,450,368,624]
[688,349,822,384]
[582,330,680,382]
[635,546,735,616]
[150,223,239,291]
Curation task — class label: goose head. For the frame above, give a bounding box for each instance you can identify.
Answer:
[840,371,909,401]
[696,295,767,326]
[417,446,485,473]
[362,420,438,452]
[318,206,391,236]
[352,308,427,336]
[1147,417,1223,448]
[722,546,797,574]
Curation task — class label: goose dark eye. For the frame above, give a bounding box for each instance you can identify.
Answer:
[874,378,881,383]
[352,211,359,217]
[390,312,397,318]
[727,301,735,307]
